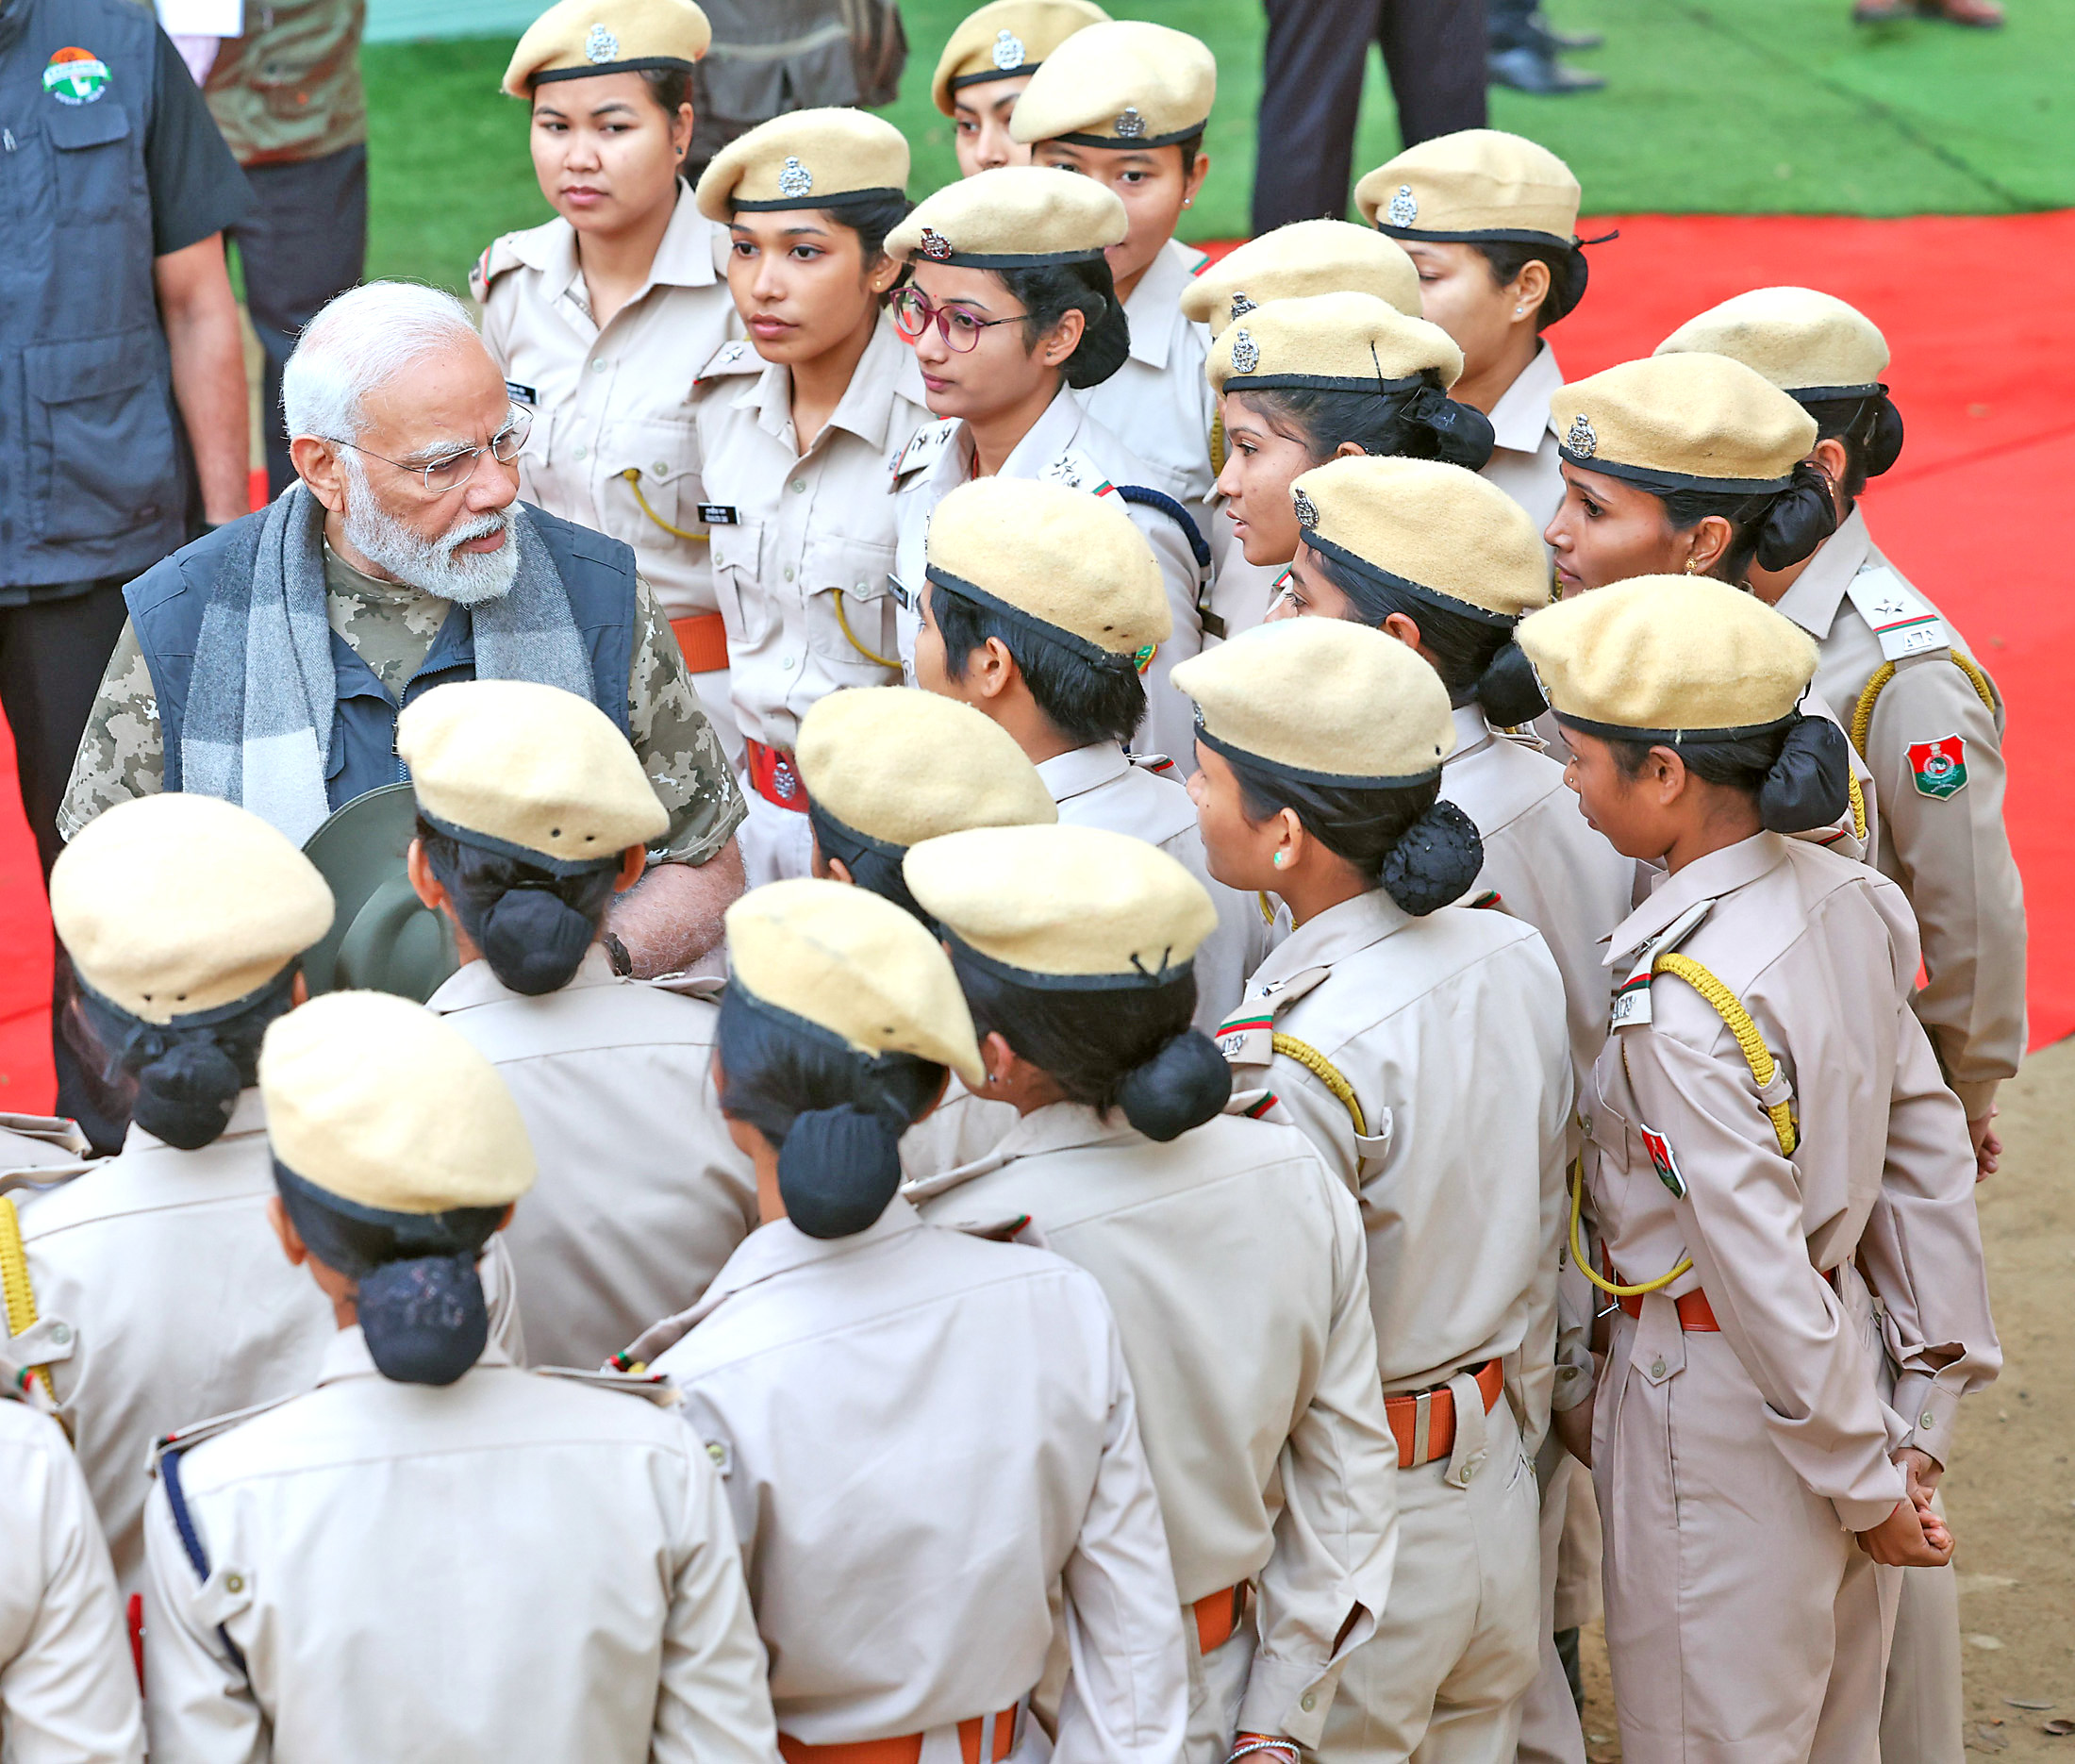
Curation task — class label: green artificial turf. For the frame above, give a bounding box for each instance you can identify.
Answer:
[364,0,2067,292]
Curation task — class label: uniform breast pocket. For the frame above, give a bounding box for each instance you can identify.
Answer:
[803,534,900,674]
[601,419,702,556]
[47,99,141,225]
[24,327,181,544]
[708,523,775,647]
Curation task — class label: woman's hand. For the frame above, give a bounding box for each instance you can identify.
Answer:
[1856,1494,1953,1567]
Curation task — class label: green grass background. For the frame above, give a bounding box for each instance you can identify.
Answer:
[366,0,2068,292]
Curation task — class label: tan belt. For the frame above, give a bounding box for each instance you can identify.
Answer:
[1385,1358,1503,1467]
[778,1706,1018,1764]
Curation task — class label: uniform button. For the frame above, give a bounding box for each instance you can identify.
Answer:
[591,358,609,374]
[706,1441,725,1463]
[1300,1694,1316,1713]
[49,1323,71,1346]
[1650,1356,1667,1378]
[1921,1411,1936,1429]
[783,566,795,582]
[224,1573,245,1593]
[788,477,806,493]
[782,657,797,671]
[573,443,588,461]
[653,460,669,476]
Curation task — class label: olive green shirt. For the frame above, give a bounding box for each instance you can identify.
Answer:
[202,0,367,167]
[58,549,744,867]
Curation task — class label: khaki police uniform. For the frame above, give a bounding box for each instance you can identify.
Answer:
[1082,238,1219,510]
[0,1351,144,1764]
[1481,343,1568,533]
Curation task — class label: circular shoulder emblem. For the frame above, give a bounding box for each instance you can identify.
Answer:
[1564,412,1598,458]
[1114,106,1147,140]
[585,23,620,62]
[919,227,954,261]
[1386,184,1419,227]
[1229,329,1260,376]
[991,27,1026,70]
[1291,487,1320,528]
[42,46,109,106]
[1228,291,1256,322]
[777,156,813,198]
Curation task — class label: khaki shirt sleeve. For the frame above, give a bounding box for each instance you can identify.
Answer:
[1239,1176,1399,1747]
[141,1479,259,1764]
[627,575,747,865]
[652,1440,782,1764]
[1856,999,2000,1470]
[1866,654,2026,1116]
[1620,1010,1907,1532]
[57,619,164,843]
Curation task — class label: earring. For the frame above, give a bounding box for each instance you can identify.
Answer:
[1272,850,1286,869]
[1684,554,1701,574]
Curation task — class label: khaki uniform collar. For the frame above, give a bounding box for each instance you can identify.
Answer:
[739,317,920,456]
[703,1196,926,1305]
[1249,889,1414,993]
[1447,701,1496,763]
[317,1323,514,1387]
[426,943,622,1012]
[124,1086,269,1153]
[517,185,721,318]
[1036,741,1130,802]
[1121,241,1200,372]
[1604,831,1787,968]
[1486,341,1565,458]
[1772,506,1872,643]
[1001,386,1089,477]
[905,1102,1134,1206]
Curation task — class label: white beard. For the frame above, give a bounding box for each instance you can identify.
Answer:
[339,453,521,607]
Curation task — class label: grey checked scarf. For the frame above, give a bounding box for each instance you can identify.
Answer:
[180,485,594,843]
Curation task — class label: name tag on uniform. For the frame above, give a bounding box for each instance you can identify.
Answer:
[698,505,739,525]
[505,381,537,406]
[888,574,913,611]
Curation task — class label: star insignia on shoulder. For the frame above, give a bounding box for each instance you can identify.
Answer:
[777,156,813,198]
[1386,184,1418,226]
[585,23,619,62]
[991,27,1025,70]
[1564,412,1598,458]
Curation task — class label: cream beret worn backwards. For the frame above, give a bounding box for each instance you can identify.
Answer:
[1171,617,1456,788]
[886,164,1126,268]
[261,990,537,1213]
[1206,291,1464,397]
[1552,352,1819,492]
[925,475,1170,667]
[796,688,1055,854]
[397,680,667,874]
[1655,286,1890,399]
[1515,574,1819,740]
[50,793,334,1025]
[1355,127,1581,246]
[695,108,909,222]
[1006,19,1214,148]
[1182,221,1421,334]
[930,0,1109,116]
[1287,456,1551,623]
[905,824,1217,988]
[504,0,709,96]
[725,879,986,1089]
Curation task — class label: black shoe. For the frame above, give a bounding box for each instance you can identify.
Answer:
[1488,44,1607,92]
[1531,10,1604,50]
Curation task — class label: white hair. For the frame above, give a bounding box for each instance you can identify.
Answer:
[281,281,488,441]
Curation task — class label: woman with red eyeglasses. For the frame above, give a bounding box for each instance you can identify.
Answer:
[886,168,1211,774]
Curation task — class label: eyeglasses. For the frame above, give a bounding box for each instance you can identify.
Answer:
[324,406,534,496]
[889,288,1026,355]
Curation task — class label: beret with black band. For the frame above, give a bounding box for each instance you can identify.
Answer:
[930,0,1110,116]
[695,107,909,221]
[886,164,1126,270]
[1005,18,1215,150]
[503,0,710,96]
[1551,352,1818,495]
[1182,221,1421,334]
[1205,291,1464,398]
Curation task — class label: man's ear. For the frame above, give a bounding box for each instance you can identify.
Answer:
[291,436,349,515]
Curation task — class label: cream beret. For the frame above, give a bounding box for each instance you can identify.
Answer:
[931,0,1109,116]
[503,0,708,97]
[1655,287,1890,399]
[1172,617,1455,787]
[1006,19,1214,148]
[796,688,1055,853]
[1552,353,1818,492]
[1515,574,1818,739]
[905,824,1216,986]
[695,108,908,222]
[397,680,667,874]
[726,879,986,1089]
[1206,291,1464,397]
[51,793,334,1024]
[925,475,1170,665]
[1287,456,1550,623]
[886,165,1126,268]
[1182,221,1421,335]
[261,991,536,1213]
[1355,127,1581,245]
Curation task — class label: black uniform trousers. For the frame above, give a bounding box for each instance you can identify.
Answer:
[228,143,369,498]
[1251,0,1488,234]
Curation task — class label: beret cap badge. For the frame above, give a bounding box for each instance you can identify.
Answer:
[1564,412,1598,458]
[777,156,813,198]
[1228,291,1256,321]
[1386,184,1418,226]
[585,23,619,62]
[920,226,954,261]
[1229,329,1260,375]
[1291,487,1320,528]
[991,27,1026,70]
[1114,105,1147,140]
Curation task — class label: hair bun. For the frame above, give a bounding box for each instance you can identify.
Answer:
[778,1104,905,1239]
[1753,461,1840,573]
[357,1252,490,1386]
[1381,797,1486,916]
[1116,1030,1232,1143]
[480,886,595,996]
[131,1037,243,1151]
[1402,385,1496,472]
[1473,638,1548,727]
[1758,713,1851,834]
[1864,393,1904,478]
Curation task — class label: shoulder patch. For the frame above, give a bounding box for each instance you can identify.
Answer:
[696,338,758,380]
[1639,1124,1688,1199]
[1846,565,1950,662]
[533,1364,684,1407]
[469,235,526,304]
[892,417,960,484]
[1907,735,1968,799]
[1609,899,1713,1031]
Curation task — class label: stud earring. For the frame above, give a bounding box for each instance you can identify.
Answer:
[1684,553,1701,574]
[1272,850,1286,869]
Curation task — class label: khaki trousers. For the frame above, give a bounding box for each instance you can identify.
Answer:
[1320,1390,1540,1764]
[1516,1447,1587,1764]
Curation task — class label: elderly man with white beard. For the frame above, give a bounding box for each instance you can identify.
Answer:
[60,281,746,981]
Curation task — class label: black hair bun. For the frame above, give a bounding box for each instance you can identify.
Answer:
[1381,797,1486,916]
[778,1105,904,1239]
[480,886,595,996]
[1546,242,1590,323]
[1758,714,1851,835]
[1474,638,1548,727]
[1753,461,1840,573]
[357,1252,490,1386]
[131,1037,242,1151]
[1865,394,1904,477]
[1402,385,1496,472]
[1117,1030,1232,1143]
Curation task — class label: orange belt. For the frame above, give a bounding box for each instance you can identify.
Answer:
[1385,1358,1504,1468]
[1193,1581,1251,1654]
[670,611,730,674]
[745,738,809,812]
[778,1706,1018,1764]
[1615,1265,1837,1331]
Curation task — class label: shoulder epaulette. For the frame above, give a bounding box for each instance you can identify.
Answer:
[695,338,759,382]
[469,235,527,304]
[1844,566,1950,663]
[532,1363,683,1407]
[891,417,960,485]
[1608,900,1713,1031]
[149,1393,303,1475]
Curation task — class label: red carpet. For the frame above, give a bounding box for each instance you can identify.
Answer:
[2,212,2068,1111]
